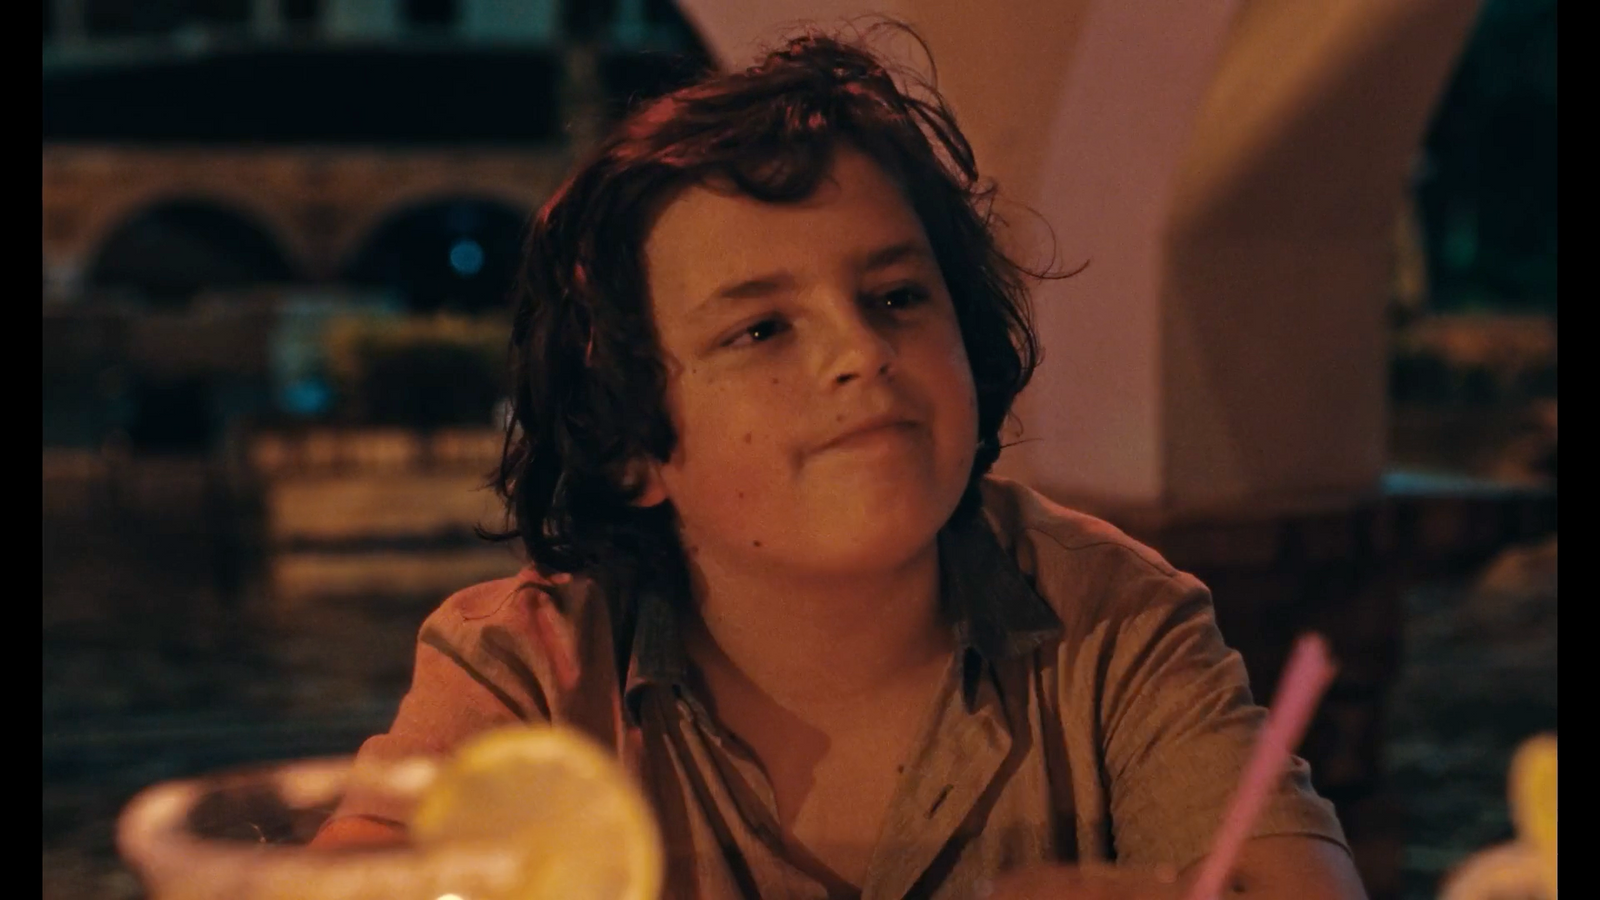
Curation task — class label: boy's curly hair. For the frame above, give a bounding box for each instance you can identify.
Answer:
[486,22,1053,599]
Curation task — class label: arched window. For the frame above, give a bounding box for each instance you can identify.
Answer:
[86,199,298,308]
[340,197,528,315]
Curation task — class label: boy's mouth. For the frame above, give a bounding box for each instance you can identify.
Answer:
[813,414,919,454]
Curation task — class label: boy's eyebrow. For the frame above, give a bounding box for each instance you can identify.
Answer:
[690,240,932,320]
[858,240,931,273]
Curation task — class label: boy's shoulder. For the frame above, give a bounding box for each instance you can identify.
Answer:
[977,473,1178,575]
[976,475,1201,625]
[418,566,600,711]
[423,566,585,646]
[433,568,548,622]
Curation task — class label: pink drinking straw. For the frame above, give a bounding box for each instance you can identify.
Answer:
[1184,633,1339,900]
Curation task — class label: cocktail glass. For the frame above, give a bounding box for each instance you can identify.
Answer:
[115,754,525,900]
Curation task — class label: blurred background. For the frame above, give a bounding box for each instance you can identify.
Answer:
[42,2,1554,899]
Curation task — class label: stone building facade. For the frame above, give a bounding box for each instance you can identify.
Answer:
[42,144,572,299]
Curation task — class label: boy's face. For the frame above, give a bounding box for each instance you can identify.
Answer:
[638,147,979,582]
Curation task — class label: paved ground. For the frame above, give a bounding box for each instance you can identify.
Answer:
[41,485,1556,900]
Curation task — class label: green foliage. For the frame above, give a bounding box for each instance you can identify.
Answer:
[1414,0,1557,313]
[323,313,509,430]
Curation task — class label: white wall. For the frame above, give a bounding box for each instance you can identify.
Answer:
[673,0,1479,513]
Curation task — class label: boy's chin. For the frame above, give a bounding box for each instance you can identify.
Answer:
[795,520,946,573]
[809,467,964,514]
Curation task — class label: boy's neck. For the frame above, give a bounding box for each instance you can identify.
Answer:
[679,540,953,716]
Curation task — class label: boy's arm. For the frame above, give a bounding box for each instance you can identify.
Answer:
[310,583,568,849]
[985,836,1366,900]
[1189,834,1368,898]
[309,632,536,848]
[311,813,414,850]
[1095,576,1361,895]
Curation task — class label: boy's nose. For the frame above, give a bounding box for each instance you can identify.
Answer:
[824,314,896,386]
[834,359,892,385]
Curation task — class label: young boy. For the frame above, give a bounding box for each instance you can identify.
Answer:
[314,26,1366,900]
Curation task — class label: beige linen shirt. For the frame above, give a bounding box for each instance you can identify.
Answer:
[322,475,1348,898]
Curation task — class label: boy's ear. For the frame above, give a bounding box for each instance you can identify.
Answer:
[626,458,669,508]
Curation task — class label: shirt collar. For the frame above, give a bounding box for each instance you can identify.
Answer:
[620,508,1063,725]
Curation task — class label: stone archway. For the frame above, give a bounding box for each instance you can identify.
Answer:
[339,196,531,315]
[86,198,300,307]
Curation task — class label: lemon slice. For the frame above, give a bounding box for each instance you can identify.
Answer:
[411,725,663,900]
[1509,733,1557,896]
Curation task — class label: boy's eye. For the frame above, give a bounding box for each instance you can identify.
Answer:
[725,317,789,348]
[875,285,931,309]
[718,287,928,350]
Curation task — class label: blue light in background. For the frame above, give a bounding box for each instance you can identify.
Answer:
[281,378,332,416]
[449,238,485,277]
